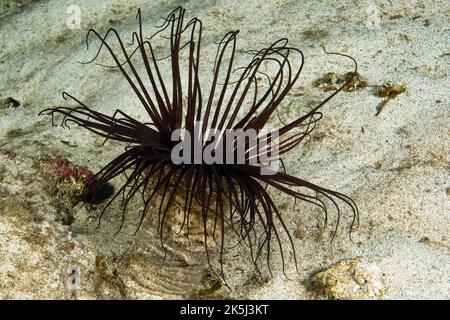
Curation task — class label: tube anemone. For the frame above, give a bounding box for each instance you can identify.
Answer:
[40,7,359,281]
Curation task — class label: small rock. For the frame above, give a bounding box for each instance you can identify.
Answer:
[309,258,384,299]
[0,97,21,109]
[314,72,367,92]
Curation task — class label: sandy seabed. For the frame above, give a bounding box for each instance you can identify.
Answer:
[0,0,448,299]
